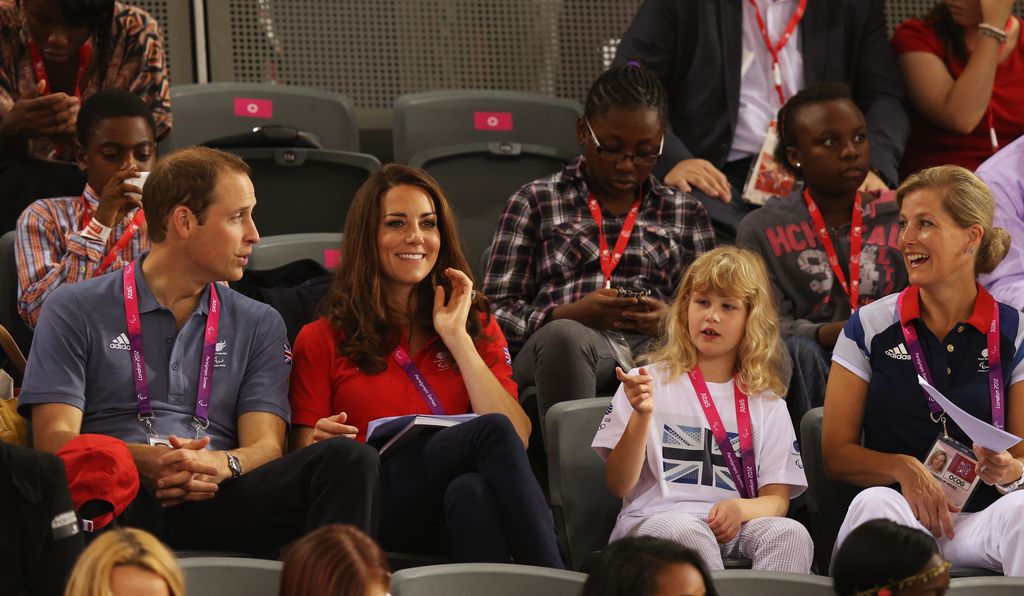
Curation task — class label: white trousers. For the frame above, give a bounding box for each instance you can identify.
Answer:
[632,512,814,573]
[833,487,1024,575]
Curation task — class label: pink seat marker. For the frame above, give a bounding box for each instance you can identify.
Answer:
[473,111,513,131]
[234,97,274,119]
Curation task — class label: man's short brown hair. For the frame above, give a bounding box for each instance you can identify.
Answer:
[143,147,251,243]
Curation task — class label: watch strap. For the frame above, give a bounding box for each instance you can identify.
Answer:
[226,452,242,479]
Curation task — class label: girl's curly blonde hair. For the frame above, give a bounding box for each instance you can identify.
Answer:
[644,246,786,396]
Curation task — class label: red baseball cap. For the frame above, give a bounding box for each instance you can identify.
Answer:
[57,434,140,532]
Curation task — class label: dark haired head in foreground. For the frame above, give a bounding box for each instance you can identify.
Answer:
[832,520,949,596]
[581,536,718,596]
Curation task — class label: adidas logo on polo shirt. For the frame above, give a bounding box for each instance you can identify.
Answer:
[109,333,131,351]
[885,343,911,361]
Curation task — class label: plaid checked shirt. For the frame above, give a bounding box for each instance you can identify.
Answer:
[0,1,171,162]
[16,185,149,327]
[482,157,716,351]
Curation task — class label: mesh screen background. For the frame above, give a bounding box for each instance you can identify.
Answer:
[130,0,194,84]
[208,0,643,108]
[168,1,1024,107]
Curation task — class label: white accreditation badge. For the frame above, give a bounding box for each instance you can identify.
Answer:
[924,434,982,512]
[741,120,797,205]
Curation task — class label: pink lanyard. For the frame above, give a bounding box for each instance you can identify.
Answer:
[803,190,863,313]
[391,346,447,415]
[587,195,642,289]
[897,287,1005,429]
[123,260,221,438]
[746,0,808,104]
[688,368,758,498]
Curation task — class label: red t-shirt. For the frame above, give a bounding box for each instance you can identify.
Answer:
[288,315,518,442]
[891,17,1024,177]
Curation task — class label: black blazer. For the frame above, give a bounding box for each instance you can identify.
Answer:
[616,0,909,185]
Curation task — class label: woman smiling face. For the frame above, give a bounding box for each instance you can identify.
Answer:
[377,184,440,295]
[898,188,982,291]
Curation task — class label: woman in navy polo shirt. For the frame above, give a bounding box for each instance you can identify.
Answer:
[287,165,562,567]
[823,165,1024,575]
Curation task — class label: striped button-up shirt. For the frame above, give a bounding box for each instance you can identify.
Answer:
[482,156,716,351]
[16,186,149,327]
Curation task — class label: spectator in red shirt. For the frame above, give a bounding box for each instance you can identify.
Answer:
[288,165,562,568]
[892,0,1024,177]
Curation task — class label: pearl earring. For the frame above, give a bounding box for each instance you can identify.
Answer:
[795,161,801,168]
[965,247,975,255]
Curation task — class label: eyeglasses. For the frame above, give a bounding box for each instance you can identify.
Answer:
[584,118,664,167]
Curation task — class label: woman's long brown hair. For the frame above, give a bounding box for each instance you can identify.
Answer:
[321,164,490,373]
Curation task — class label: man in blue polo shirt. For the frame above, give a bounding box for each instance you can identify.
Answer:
[19,146,381,551]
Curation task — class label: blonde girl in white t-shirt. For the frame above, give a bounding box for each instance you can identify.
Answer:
[592,246,813,572]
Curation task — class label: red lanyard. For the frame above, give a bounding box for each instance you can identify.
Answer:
[746,0,808,105]
[985,17,1017,152]
[688,368,758,499]
[587,195,642,289]
[80,192,146,275]
[27,39,92,97]
[96,210,145,275]
[803,190,863,313]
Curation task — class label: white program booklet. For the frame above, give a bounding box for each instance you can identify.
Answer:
[365,413,478,456]
[917,375,1022,452]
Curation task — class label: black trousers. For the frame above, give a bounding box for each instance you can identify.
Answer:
[691,156,758,246]
[120,437,381,552]
[380,413,563,568]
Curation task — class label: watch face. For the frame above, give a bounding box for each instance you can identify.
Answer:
[228,454,241,476]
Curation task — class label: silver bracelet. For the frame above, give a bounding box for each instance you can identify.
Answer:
[978,23,1008,44]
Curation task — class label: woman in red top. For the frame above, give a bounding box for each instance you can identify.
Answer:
[891,0,1024,177]
[288,165,562,567]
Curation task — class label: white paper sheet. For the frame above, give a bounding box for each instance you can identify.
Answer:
[917,375,1022,452]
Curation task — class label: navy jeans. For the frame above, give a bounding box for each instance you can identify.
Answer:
[380,413,563,568]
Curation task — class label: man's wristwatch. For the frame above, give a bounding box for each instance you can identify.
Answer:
[996,460,1024,495]
[226,452,242,479]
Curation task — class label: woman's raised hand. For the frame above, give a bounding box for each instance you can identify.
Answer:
[981,0,1015,28]
[896,457,959,539]
[615,366,654,415]
[433,267,473,343]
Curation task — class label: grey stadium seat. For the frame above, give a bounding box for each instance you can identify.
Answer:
[161,83,360,153]
[228,147,379,237]
[545,397,620,571]
[178,557,281,596]
[390,562,587,596]
[393,90,582,277]
[711,570,834,596]
[247,233,343,271]
[0,231,32,355]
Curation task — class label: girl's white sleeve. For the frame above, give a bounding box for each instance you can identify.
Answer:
[591,369,637,460]
[755,395,808,498]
